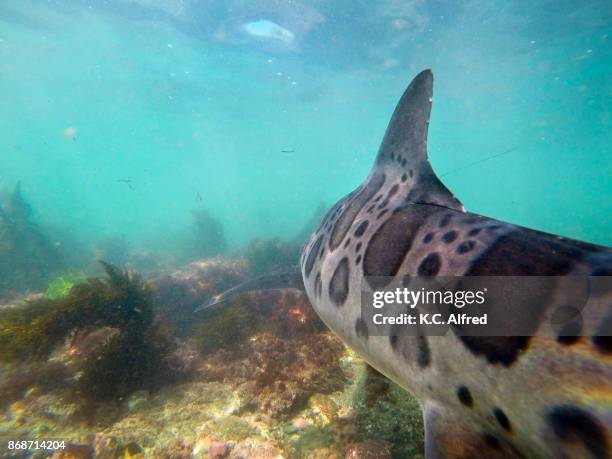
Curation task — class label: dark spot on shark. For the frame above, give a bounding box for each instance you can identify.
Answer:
[355,242,362,252]
[390,152,395,161]
[554,306,583,345]
[401,173,408,182]
[366,204,375,214]
[439,214,452,228]
[457,240,476,254]
[377,209,388,219]
[592,310,612,354]
[494,408,512,432]
[319,247,325,259]
[374,194,382,202]
[305,235,323,277]
[387,184,399,199]
[355,318,369,339]
[468,227,482,237]
[388,329,429,367]
[409,169,414,178]
[314,273,322,298]
[417,333,430,367]
[343,238,351,248]
[457,386,473,407]
[557,324,582,345]
[401,158,407,167]
[330,173,386,251]
[548,406,608,459]
[591,267,612,276]
[329,257,350,307]
[442,230,458,244]
[364,205,440,289]
[459,336,530,366]
[483,433,501,450]
[418,253,441,276]
[354,220,369,238]
[355,255,362,265]
[423,233,434,244]
[465,230,587,276]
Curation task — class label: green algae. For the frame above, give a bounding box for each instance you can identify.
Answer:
[289,425,338,457]
[212,415,254,441]
[45,271,87,299]
[0,261,172,402]
[0,181,64,293]
[353,365,424,458]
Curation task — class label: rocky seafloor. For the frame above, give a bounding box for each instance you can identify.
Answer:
[0,258,424,459]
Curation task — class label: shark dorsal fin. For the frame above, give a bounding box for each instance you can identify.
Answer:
[374,69,463,211]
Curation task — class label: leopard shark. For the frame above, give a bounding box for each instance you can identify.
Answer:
[201,70,612,458]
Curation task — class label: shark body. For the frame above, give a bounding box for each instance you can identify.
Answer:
[200,70,612,458]
[298,70,611,458]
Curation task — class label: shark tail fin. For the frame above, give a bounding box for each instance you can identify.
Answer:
[373,69,463,211]
[195,265,304,312]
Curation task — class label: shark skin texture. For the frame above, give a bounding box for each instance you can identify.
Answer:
[299,70,612,459]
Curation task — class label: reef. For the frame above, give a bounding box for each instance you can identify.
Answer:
[0,256,424,458]
[0,261,174,404]
[353,366,425,458]
[189,209,227,259]
[0,181,64,294]
[243,238,301,275]
[196,289,342,420]
[154,258,246,336]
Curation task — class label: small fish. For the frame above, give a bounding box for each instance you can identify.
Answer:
[118,178,133,190]
[63,126,77,141]
[281,149,296,153]
[196,192,203,202]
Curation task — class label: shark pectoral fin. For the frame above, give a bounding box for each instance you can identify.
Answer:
[424,404,519,459]
[374,69,463,211]
[195,265,305,312]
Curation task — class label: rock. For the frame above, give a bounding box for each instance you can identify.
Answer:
[208,441,230,458]
[153,258,246,336]
[125,390,149,413]
[345,441,392,459]
[291,417,309,430]
[91,434,121,459]
[52,443,94,459]
[228,440,284,459]
[123,441,145,458]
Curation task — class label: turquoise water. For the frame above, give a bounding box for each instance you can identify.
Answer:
[0,2,611,456]
[1,0,611,259]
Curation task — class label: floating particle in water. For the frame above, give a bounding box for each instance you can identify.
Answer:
[63,126,77,140]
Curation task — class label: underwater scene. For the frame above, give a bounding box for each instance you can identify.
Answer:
[1,1,611,458]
